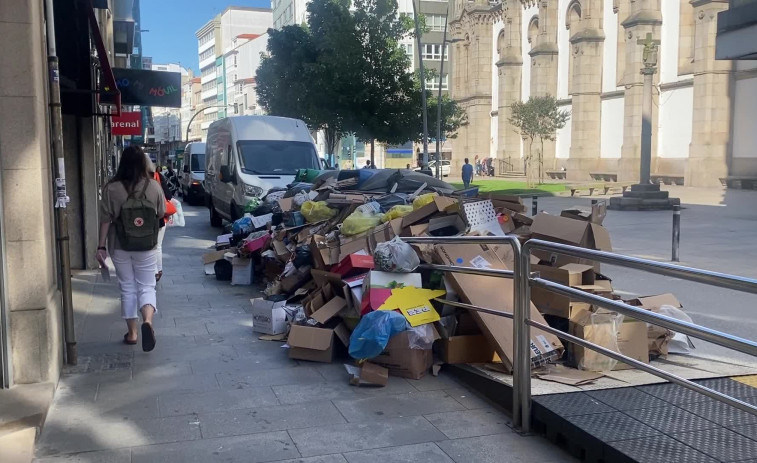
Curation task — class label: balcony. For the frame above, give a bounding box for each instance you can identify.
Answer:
[716,0,757,59]
[201,88,218,101]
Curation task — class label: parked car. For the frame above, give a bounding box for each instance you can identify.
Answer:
[204,116,322,227]
[415,160,451,177]
[179,142,206,205]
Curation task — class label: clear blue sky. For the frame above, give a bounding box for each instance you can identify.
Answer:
[140,0,272,74]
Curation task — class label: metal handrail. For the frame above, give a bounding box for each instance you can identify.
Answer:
[519,239,757,433]
[402,235,529,428]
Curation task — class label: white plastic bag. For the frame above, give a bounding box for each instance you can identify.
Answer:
[373,236,420,273]
[167,198,185,227]
[655,305,695,355]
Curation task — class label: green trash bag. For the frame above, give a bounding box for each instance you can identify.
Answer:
[243,198,262,213]
[295,169,323,183]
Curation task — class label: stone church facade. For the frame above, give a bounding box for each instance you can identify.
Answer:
[448,0,757,187]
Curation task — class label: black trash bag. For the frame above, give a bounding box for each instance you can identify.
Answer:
[292,246,313,268]
[283,182,313,198]
[251,203,276,217]
[214,260,233,281]
[375,193,410,212]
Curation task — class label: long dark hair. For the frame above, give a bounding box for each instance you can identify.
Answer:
[111,146,150,192]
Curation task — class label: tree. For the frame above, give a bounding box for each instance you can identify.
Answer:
[509,96,570,185]
[351,0,418,166]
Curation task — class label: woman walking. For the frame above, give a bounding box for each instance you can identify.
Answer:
[97,146,165,352]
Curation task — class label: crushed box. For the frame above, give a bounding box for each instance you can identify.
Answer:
[287,324,350,363]
[530,213,612,271]
[250,298,288,335]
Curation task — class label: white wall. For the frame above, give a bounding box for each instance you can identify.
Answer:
[602,0,619,92]
[657,86,693,158]
[556,103,572,159]
[660,0,686,83]
[733,77,757,159]
[221,9,273,51]
[600,97,623,158]
[557,0,570,99]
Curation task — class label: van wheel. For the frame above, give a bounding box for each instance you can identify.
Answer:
[209,200,223,228]
[229,202,240,223]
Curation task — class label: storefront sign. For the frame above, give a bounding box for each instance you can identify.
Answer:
[111,111,142,136]
[113,68,182,108]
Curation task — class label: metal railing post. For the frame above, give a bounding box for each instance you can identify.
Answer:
[672,205,681,262]
[532,196,538,216]
[516,242,532,433]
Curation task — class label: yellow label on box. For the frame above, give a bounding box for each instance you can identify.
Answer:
[377,286,445,327]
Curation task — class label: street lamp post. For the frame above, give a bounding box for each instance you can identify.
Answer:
[411,0,432,176]
[184,105,227,143]
[436,10,462,180]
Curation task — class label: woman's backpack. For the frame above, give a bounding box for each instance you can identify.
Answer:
[115,181,159,251]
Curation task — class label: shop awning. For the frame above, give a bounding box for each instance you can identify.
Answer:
[86,1,121,115]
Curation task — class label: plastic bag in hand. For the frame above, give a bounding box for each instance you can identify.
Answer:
[348,310,408,360]
[300,201,337,223]
[166,199,185,227]
[341,209,384,236]
[373,236,420,272]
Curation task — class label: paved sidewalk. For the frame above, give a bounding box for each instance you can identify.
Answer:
[34,205,573,463]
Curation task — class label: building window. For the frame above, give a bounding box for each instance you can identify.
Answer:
[244,94,248,109]
[425,74,448,91]
[234,103,239,114]
[421,43,447,61]
[199,33,214,46]
[427,15,447,32]
[199,48,214,61]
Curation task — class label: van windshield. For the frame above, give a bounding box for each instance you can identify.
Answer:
[237,140,319,175]
[190,153,205,172]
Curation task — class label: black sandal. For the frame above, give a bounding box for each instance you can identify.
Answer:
[123,333,137,345]
[141,323,156,352]
[156,271,163,282]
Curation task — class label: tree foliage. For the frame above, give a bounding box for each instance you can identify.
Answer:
[509,95,570,184]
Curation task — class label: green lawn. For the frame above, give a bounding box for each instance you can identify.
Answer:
[451,180,566,196]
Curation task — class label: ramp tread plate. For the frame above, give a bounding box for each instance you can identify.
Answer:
[697,378,757,400]
[564,411,658,442]
[638,382,719,405]
[534,392,613,417]
[624,405,721,434]
[678,399,757,427]
[586,388,668,411]
[610,435,719,463]
[730,424,757,441]
[672,427,757,462]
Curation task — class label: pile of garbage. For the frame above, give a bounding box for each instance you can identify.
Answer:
[202,168,694,386]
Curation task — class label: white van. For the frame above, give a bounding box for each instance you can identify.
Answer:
[205,116,322,227]
[179,142,206,205]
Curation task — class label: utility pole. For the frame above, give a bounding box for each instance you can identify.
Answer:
[411,0,431,175]
[435,6,449,180]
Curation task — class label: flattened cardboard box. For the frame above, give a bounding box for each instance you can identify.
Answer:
[441,335,501,364]
[372,331,437,379]
[434,243,563,372]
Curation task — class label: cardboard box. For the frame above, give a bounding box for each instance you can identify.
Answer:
[310,296,347,325]
[530,213,612,271]
[428,214,466,237]
[569,308,649,371]
[569,309,622,371]
[361,271,423,316]
[434,243,563,372]
[441,335,501,364]
[401,196,458,228]
[243,234,271,253]
[202,250,228,275]
[278,197,294,212]
[231,257,253,286]
[372,331,436,379]
[345,362,389,387]
[250,298,288,335]
[287,324,350,363]
[561,202,607,225]
[626,293,686,358]
[530,263,598,318]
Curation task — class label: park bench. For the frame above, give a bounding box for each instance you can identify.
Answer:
[567,181,635,197]
[720,176,757,190]
[589,172,618,182]
[546,170,567,180]
[651,174,684,186]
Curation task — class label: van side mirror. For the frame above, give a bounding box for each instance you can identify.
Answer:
[220,165,233,183]
[183,165,190,173]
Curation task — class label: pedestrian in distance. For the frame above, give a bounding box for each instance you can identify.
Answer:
[406,163,411,170]
[462,157,473,189]
[97,145,165,352]
[363,160,371,169]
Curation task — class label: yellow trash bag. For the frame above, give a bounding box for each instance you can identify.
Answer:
[381,205,414,223]
[300,201,336,223]
[341,210,385,236]
[412,193,437,210]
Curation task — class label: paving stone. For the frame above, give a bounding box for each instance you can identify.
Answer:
[36,414,201,456]
[406,373,461,392]
[191,354,293,375]
[332,390,465,423]
[159,386,279,417]
[273,378,417,405]
[130,430,300,463]
[272,457,347,463]
[199,401,346,438]
[436,432,576,463]
[132,361,193,380]
[96,373,220,398]
[443,388,493,410]
[424,408,511,439]
[34,449,132,463]
[290,416,446,457]
[343,443,453,463]
[216,366,325,389]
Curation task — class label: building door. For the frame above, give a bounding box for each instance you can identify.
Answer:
[0,192,9,388]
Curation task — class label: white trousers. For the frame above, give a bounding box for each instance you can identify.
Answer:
[156,226,166,273]
[112,249,158,319]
